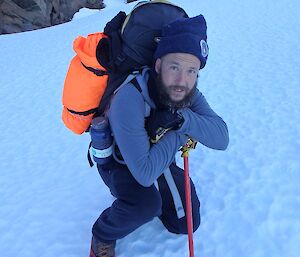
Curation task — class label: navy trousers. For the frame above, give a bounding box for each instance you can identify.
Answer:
[92,161,200,243]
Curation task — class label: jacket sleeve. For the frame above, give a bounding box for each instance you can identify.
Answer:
[177,89,229,150]
[108,84,188,187]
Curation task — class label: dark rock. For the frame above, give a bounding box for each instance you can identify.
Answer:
[0,0,105,34]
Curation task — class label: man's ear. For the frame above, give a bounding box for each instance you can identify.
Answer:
[155,58,161,73]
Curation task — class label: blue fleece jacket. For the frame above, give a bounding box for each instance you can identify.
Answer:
[108,69,229,187]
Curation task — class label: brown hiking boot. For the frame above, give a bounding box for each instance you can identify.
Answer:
[89,236,116,257]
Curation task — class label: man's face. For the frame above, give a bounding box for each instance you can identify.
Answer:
[155,53,200,104]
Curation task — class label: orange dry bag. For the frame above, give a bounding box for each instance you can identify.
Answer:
[62,32,108,135]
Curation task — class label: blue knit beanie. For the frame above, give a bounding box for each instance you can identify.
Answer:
[154,14,209,69]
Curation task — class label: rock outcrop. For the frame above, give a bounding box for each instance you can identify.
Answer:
[0,0,105,34]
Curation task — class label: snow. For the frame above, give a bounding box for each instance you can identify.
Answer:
[1,0,300,256]
[73,8,101,20]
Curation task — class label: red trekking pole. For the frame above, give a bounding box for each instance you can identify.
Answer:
[181,139,197,257]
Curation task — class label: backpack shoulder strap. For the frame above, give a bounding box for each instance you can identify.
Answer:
[128,68,155,118]
[109,68,154,118]
[130,77,142,93]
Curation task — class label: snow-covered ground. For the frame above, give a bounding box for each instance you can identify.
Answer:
[1,0,300,256]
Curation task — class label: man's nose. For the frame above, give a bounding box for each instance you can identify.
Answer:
[175,70,187,85]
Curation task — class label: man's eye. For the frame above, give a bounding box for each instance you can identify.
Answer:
[170,66,178,71]
[188,69,197,75]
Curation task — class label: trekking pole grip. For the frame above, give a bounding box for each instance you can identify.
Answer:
[181,138,197,157]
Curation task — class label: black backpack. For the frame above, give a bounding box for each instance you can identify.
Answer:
[95,0,188,114]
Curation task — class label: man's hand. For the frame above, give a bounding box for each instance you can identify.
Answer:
[145,109,184,143]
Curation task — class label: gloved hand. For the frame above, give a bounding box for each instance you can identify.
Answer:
[145,109,184,143]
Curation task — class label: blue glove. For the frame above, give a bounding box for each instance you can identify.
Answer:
[145,109,184,143]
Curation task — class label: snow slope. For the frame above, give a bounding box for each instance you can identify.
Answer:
[0,0,300,256]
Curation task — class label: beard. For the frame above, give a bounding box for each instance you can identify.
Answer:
[154,73,197,110]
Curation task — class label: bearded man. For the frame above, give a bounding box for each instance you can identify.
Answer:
[90,14,229,257]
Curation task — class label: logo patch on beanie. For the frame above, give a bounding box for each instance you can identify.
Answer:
[200,40,209,58]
